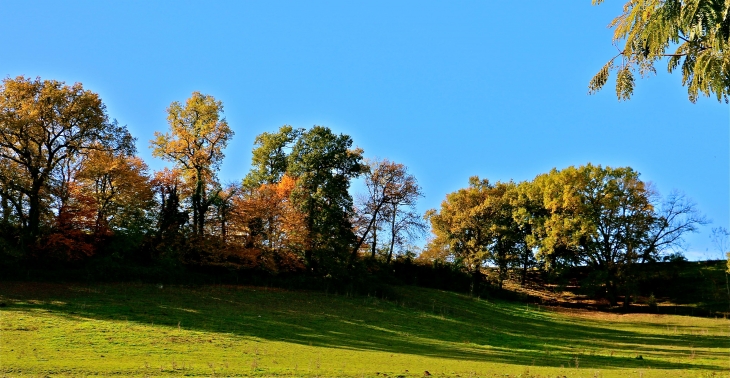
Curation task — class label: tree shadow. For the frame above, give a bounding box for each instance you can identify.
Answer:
[0,282,726,371]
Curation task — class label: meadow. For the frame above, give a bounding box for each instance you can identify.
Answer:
[1,282,728,377]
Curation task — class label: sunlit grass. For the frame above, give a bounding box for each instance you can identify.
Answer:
[1,282,728,377]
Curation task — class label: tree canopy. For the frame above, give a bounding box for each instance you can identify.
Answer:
[0,76,133,242]
[590,0,730,102]
[427,164,706,304]
[0,75,715,307]
[151,92,233,236]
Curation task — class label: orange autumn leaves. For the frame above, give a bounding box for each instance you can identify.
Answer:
[225,174,307,272]
[42,151,154,260]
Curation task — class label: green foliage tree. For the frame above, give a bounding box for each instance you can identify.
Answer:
[243,125,302,188]
[287,126,365,271]
[532,165,656,304]
[246,125,364,273]
[590,0,730,102]
[528,164,706,305]
[481,181,529,289]
[0,76,133,243]
[151,92,233,236]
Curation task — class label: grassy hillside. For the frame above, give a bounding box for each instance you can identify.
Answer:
[1,282,729,377]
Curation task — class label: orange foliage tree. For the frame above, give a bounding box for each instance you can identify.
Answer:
[75,150,154,235]
[228,175,307,272]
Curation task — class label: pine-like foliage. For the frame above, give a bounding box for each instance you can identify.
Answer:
[590,0,730,102]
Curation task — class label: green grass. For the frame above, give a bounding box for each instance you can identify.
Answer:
[1,282,729,377]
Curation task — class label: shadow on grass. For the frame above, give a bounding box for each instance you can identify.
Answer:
[0,282,726,371]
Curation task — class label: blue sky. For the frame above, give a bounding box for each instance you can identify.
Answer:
[3,1,728,259]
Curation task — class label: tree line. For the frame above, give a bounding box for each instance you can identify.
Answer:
[424,166,708,306]
[0,76,718,305]
[0,76,426,281]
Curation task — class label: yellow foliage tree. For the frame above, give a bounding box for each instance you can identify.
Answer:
[151,92,233,236]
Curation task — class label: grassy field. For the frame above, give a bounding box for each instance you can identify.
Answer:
[1,282,729,377]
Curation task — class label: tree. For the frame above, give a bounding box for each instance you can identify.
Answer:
[287,126,365,271]
[478,181,529,289]
[209,183,240,241]
[74,150,154,236]
[229,175,307,272]
[590,0,730,102]
[245,125,364,273]
[150,168,188,242]
[0,76,133,242]
[243,125,302,188]
[427,177,493,281]
[532,164,705,306]
[507,181,542,286]
[351,159,424,262]
[151,92,233,236]
[641,189,708,262]
[428,178,535,289]
[381,164,426,264]
[534,165,655,305]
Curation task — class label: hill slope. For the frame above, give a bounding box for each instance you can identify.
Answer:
[1,282,728,377]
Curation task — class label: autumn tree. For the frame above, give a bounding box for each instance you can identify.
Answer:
[74,150,154,236]
[530,164,705,305]
[150,168,188,242]
[531,165,653,304]
[0,76,133,243]
[427,177,493,281]
[506,181,542,286]
[590,0,730,102]
[229,175,307,272]
[428,178,530,289]
[151,92,233,236]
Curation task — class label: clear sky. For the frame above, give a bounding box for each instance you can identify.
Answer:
[3,1,728,259]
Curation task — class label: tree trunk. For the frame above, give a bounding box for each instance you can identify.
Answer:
[193,171,206,236]
[350,205,382,263]
[305,197,315,270]
[387,206,397,264]
[470,266,481,297]
[220,208,227,241]
[606,274,618,306]
[1,193,9,225]
[725,272,729,313]
[370,219,377,259]
[521,245,529,286]
[191,190,199,235]
[26,180,43,242]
